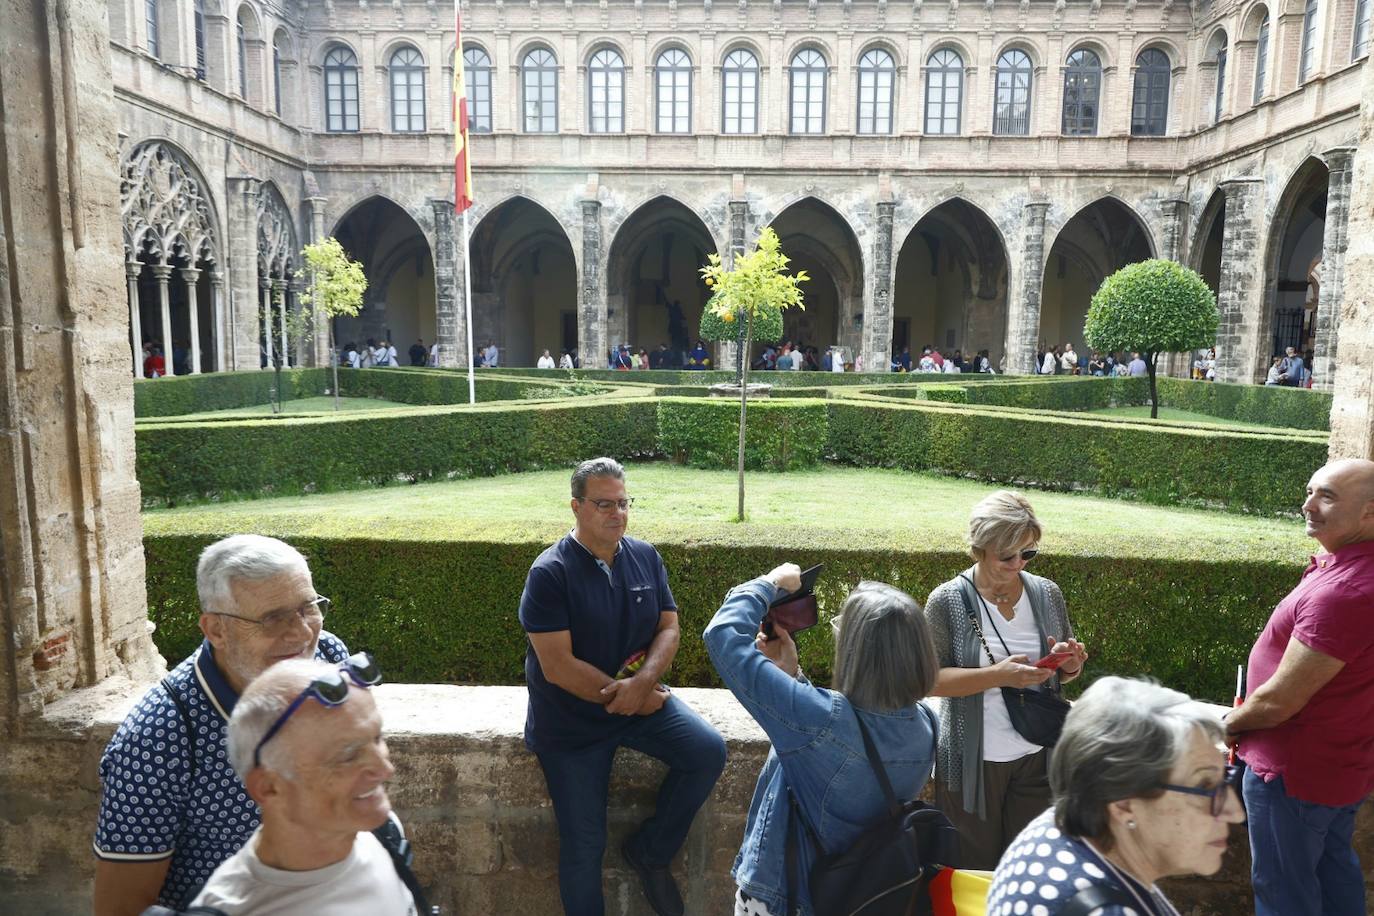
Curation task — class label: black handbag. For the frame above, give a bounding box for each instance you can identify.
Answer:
[957,575,1070,748]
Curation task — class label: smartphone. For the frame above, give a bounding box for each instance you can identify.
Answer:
[763,564,824,638]
[1034,651,1076,671]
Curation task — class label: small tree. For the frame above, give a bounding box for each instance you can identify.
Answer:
[699,294,783,383]
[1084,259,1218,419]
[296,237,367,411]
[699,228,807,521]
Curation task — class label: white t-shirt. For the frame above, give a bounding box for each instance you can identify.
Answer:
[386,345,399,366]
[975,591,1047,763]
[191,828,417,915]
[429,343,438,365]
[537,355,556,369]
[1041,352,1057,375]
[831,352,845,372]
[346,350,360,369]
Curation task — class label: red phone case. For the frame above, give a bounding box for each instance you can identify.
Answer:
[1034,651,1075,670]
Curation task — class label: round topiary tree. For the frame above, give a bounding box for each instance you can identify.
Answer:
[1084,259,1218,419]
[700,292,784,381]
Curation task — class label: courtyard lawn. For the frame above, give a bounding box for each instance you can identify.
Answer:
[145,395,415,421]
[144,461,1310,564]
[1086,405,1303,433]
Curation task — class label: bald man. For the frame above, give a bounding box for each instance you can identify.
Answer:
[1227,458,1374,916]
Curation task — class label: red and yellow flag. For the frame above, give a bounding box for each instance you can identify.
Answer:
[452,5,473,213]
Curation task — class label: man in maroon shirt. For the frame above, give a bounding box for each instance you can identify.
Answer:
[1226,457,1374,916]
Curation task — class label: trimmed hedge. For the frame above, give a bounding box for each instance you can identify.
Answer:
[656,398,828,470]
[336,368,605,405]
[142,529,1301,704]
[137,398,658,505]
[1153,376,1331,431]
[134,369,330,417]
[473,366,1005,387]
[825,399,1325,515]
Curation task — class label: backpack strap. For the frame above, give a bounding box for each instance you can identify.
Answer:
[1055,882,1138,916]
[372,817,435,915]
[850,708,900,819]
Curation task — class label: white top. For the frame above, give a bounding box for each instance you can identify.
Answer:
[943,361,961,374]
[830,351,845,372]
[975,591,1047,762]
[537,355,556,369]
[428,343,438,365]
[191,828,417,916]
[373,346,390,366]
[484,344,499,367]
[386,345,398,366]
[1041,352,1057,374]
[346,350,360,369]
[559,353,574,369]
[1060,351,1077,371]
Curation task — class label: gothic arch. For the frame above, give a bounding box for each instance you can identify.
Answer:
[120,138,222,266]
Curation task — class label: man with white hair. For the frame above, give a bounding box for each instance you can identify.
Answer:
[189,656,419,914]
[93,535,351,915]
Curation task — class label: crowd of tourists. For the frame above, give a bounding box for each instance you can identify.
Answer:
[94,455,1374,916]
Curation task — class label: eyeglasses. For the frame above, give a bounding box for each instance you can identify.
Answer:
[252,651,383,768]
[577,497,635,512]
[998,548,1039,563]
[212,596,331,637]
[1159,764,1242,817]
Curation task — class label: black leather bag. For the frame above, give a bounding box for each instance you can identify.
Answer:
[957,575,1070,748]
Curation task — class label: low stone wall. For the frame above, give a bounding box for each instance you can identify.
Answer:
[2,684,1371,914]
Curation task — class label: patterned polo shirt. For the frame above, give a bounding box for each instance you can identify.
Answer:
[93,633,350,907]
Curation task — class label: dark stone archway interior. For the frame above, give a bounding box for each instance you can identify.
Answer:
[333,197,437,359]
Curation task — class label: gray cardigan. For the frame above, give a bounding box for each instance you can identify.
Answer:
[923,567,1073,819]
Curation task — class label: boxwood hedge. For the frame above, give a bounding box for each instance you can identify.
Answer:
[142,528,1301,704]
[656,398,828,470]
[1153,376,1331,431]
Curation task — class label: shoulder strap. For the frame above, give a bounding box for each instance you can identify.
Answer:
[955,575,1002,664]
[372,818,434,915]
[850,707,900,818]
[161,677,197,782]
[1055,882,1139,916]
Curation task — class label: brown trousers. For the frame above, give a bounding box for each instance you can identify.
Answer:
[935,748,1052,871]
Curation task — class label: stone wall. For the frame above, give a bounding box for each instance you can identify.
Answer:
[3,684,1372,914]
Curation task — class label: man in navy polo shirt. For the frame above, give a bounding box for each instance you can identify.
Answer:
[520,457,727,916]
[93,535,351,915]
[1227,458,1374,916]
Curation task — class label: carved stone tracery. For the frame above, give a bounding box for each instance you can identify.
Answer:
[256,181,298,280]
[120,141,220,266]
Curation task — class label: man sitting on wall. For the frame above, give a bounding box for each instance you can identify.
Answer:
[189,657,420,915]
[93,535,351,916]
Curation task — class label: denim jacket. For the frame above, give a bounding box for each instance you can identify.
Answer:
[704,578,938,916]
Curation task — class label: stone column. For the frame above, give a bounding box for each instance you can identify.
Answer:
[863,199,896,374]
[152,264,175,376]
[1311,146,1357,390]
[273,279,288,367]
[126,260,144,377]
[210,270,226,372]
[1214,177,1268,384]
[228,178,263,370]
[306,196,331,367]
[291,278,306,367]
[260,276,273,368]
[717,197,750,373]
[1327,62,1374,457]
[579,199,606,369]
[181,267,202,373]
[1005,200,1050,375]
[1157,198,1192,378]
[429,198,463,368]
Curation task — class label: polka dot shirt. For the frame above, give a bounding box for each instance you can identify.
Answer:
[93,634,350,907]
[987,809,1180,916]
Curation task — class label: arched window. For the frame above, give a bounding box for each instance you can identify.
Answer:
[464,47,493,133]
[656,48,692,133]
[721,48,759,134]
[193,0,206,79]
[145,0,159,58]
[236,18,247,98]
[521,47,558,133]
[1214,37,1228,123]
[1131,48,1170,136]
[924,48,963,135]
[789,48,827,134]
[993,49,1032,135]
[272,37,283,115]
[1356,0,1372,59]
[588,48,625,133]
[324,46,360,132]
[1299,0,1320,80]
[1061,49,1101,136]
[856,48,895,134]
[390,47,426,132]
[1255,14,1271,104]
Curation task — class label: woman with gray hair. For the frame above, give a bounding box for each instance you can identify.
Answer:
[924,490,1089,868]
[704,563,940,916]
[988,677,1245,914]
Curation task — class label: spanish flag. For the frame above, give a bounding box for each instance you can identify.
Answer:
[928,866,993,915]
[452,4,473,214]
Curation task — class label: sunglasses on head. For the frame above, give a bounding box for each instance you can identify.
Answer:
[252,652,383,768]
[999,548,1039,563]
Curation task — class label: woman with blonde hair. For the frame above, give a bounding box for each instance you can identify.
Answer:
[923,490,1089,868]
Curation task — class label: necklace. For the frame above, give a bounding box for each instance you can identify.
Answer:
[974,568,1017,605]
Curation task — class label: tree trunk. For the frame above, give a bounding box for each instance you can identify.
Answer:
[330,316,340,412]
[737,312,753,522]
[1147,351,1159,420]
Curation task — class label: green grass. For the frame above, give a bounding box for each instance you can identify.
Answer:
[144,461,1310,564]
[144,396,416,421]
[1086,405,1295,432]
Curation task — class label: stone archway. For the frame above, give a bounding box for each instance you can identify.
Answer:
[1040,198,1154,362]
[331,197,437,361]
[605,196,718,368]
[1262,158,1328,364]
[893,199,1010,369]
[764,197,865,366]
[468,196,577,367]
[256,181,300,368]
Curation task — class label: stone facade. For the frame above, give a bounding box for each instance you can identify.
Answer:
[105,0,1369,380]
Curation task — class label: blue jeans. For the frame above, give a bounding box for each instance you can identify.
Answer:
[1243,768,1366,916]
[535,695,727,916]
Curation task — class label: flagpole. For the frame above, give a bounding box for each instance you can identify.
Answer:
[463,207,475,405]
